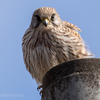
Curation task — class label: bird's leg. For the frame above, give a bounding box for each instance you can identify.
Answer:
[37,85,43,95]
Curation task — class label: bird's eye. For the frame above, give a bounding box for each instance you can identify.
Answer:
[51,14,55,21]
[35,15,41,21]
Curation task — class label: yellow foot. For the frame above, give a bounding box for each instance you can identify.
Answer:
[37,85,43,96]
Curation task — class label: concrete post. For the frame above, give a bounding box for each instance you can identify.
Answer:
[41,58,100,100]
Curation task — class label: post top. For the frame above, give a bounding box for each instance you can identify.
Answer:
[42,58,100,90]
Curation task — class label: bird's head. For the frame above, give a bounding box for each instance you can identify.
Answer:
[30,7,62,31]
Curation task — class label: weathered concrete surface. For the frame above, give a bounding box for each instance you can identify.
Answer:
[41,58,100,100]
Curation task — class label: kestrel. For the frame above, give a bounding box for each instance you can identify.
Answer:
[22,7,93,93]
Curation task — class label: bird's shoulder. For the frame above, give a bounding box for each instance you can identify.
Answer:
[62,21,83,41]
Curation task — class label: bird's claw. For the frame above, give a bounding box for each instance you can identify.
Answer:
[39,89,43,96]
[37,85,43,96]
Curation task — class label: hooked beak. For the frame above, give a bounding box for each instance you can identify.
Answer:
[43,18,49,27]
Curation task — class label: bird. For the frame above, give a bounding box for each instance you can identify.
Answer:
[22,7,94,94]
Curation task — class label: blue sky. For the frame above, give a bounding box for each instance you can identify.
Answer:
[0,0,100,100]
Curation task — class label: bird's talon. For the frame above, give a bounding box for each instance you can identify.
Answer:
[39,89,43,96]
[37,85,43,96]
[37,87,39,91]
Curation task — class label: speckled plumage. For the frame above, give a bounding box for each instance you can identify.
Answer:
[22,7,94,85]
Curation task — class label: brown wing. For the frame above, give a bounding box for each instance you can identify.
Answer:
[64,21,81,31]
[62,21,94,58]
[63,21,83,41]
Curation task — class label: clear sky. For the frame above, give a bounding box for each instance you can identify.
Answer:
[0,0,100,100]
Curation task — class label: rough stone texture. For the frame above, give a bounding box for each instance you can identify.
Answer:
[41,58,100,100]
